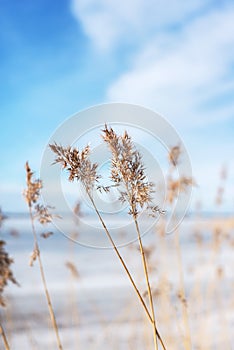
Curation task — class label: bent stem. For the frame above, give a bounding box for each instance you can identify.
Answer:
[87,192,152,322]
[133,216,167,350]
[28,207,63,350]
[0,323,10,350]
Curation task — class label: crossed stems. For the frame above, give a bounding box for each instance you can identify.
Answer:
[86,189,167,350]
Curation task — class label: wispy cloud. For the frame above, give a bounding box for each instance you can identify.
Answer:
[69,1,234,211]
[71,1,234,127]
[70,0,210,51]
[106,4,234,127]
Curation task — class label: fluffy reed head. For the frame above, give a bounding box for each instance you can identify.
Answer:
[102,125,159,217]
[23,162,56,224]
[23,162,42,207]
[168,145,181,167]
[23,163,55,266]
[34,204,53,224]
[49,142,100,193]
[167,145,195,203]
[167,177,195,204]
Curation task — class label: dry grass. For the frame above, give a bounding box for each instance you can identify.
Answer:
[1,208,233,349]
[102,124,166,350]
[0,126,233,349]
[50,128,166,350]
[23,162,63,350]
[166,145,194,350]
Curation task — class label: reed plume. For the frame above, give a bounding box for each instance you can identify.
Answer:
[50,140,162,343]
[167,145,194,350]
[23,162,63,350]
[102,125,166,350]
[50,127,166,350]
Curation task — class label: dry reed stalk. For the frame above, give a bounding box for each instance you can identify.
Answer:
[156,222,190,350]
[131,245,154,349]
[87,193,154,325]
[190,239,205,348]
[134,219,160,350]
[102,125,167,350]
[203,167,230,349]
[65,259,80,347]
[96,253,153,349]
[142,309,153,349]
[167,218,191,350]
[166,146,193,350]
[174,227,192,350]
[154,223,178,349]
[134,244,154,349]
[23,162,63,350]
[65,202,83,341]
[203,225,230,350]
[65,214,81,348]
[190,203,211,349]
[214,268,231,348]
[50,137,165,350]
[0,323,10,350]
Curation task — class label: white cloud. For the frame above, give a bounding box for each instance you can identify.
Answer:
[70,0,209,51]
[68,1,234,212]
[106,4,234,127]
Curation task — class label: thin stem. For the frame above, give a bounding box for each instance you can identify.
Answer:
[134,217,158,350]
[87,191,153,324]
[134,217,167,350]
[0,323,10,350]
[123,177,166,350]
[166,163,191,350]
[28,207,63,350]
[174,228,191,350]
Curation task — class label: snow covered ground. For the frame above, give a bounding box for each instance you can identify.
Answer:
[1,215,234,349]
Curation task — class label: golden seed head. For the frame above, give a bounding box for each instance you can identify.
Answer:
[34,204,53,225]
[167,176,195,204]
[49,142,100,193]
[102,125,159,217]
[23,162,42,207]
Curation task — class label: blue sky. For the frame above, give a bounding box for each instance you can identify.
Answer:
[0,0,234,212]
